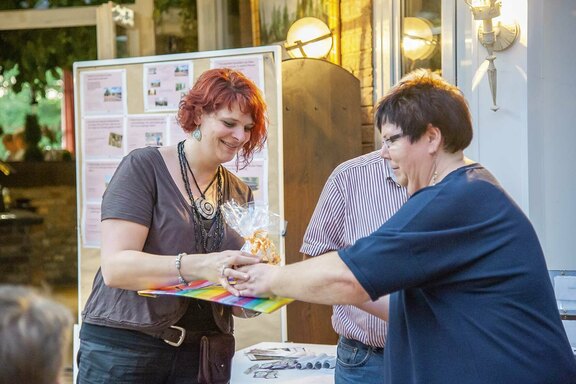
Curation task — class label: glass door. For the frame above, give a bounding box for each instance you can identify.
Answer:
[400,0,442,76]
[373,0,456,100]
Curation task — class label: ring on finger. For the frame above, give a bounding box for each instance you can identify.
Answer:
[220,265,227,277]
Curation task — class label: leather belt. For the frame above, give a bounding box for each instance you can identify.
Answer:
[340,335,384,353]
[142,325,205,347]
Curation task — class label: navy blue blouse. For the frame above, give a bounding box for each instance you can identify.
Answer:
[339,164,576,384]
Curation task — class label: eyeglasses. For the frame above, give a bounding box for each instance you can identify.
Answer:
[382,133,404,149]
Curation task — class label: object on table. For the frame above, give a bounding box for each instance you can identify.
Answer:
[245,347,308,361]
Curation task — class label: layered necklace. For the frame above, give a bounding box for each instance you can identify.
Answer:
[177,140,224,252]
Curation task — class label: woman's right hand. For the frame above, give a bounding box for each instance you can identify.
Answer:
[100,218,260,291]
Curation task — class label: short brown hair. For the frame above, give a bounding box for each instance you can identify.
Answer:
[375,69,473,153]
[178,68,268,168]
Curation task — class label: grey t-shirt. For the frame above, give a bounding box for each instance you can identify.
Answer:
[82,146,253,332]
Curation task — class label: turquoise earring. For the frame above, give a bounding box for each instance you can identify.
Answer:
[192,125,202,141]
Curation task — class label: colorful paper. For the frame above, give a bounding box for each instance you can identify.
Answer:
[138,280,293,314]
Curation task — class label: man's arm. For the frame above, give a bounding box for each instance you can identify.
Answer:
[356,296,389,320]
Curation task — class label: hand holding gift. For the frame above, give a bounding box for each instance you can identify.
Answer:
[221,200,285,265]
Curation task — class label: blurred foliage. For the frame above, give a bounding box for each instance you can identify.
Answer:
[0,66,33,133]
[0,0,135,96]
[0,65,63,158]
[0,0,198,95]
[0,0,197,158]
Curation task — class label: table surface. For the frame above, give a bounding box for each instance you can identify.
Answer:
[231,342,337,384]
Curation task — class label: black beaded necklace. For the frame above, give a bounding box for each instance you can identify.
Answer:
[185,156,218,220]
[177,140,224,253]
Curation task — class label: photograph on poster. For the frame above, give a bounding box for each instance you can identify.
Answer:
[174,64,189,76]
[108,132,123,148]
[104,87,122,102]
[155,98,168,107]
[145,131,164,147]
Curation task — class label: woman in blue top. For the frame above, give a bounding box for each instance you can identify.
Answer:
[226,70,576,384]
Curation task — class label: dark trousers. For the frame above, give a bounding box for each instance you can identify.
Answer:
[77,324,202,384]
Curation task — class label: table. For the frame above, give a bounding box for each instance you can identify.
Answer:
[231,342,337,383]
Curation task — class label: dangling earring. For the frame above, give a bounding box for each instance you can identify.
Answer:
[192,125,202,142]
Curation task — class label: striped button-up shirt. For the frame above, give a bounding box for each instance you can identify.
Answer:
[300,150,408,348]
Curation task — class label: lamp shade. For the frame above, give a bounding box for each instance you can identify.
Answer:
[402,17,437,61]
[466,0,501,20]
[285,17,333,59]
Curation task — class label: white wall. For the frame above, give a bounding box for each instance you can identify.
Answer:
[374,0,574,271]
[457,0,528,211]
[526,0,576,271]
[458,0,575,271]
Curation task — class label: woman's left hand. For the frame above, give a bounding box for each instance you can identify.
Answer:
[212,250,261,296]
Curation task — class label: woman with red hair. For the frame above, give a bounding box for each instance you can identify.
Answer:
[78,68,267,383]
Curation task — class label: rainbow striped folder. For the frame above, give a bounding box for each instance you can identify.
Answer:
[138,280,293,314]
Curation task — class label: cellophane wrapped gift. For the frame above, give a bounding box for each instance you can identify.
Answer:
[221,200,285,265]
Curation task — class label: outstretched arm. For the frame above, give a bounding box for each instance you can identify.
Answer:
[232,251,370,305]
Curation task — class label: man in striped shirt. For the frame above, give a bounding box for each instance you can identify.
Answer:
[301,149,408,384]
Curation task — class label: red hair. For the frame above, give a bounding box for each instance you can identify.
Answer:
[178,68,268,168]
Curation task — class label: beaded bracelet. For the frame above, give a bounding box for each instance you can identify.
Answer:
[175,253,189,285]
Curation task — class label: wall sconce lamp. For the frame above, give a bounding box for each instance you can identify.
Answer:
[465,0,519,111]
[402,17,438,62]
[111,3,135,29]
[285,17,333,59]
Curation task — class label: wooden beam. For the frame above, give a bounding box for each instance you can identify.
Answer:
[132,0,156,57]
[0,6,97,31]
[249,0,260,46]
[197,0,218,51]
[96,2,116,60]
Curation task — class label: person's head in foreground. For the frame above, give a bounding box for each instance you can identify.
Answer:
[0,285,73,384]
